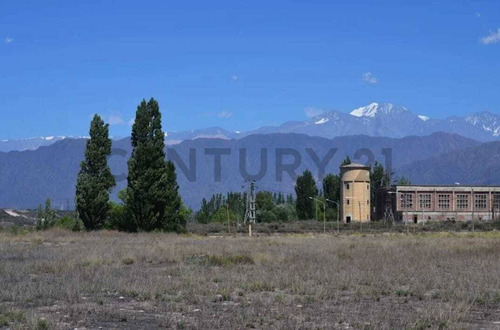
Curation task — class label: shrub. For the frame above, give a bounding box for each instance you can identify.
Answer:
[105,202,137,232]
[56,216,76,230]
[257,210,277,223]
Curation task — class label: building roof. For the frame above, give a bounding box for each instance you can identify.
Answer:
[393,184,500,188]
[340,163,370,169]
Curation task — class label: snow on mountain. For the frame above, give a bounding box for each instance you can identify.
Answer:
[3,103,500,152]
[244,103,500,141]
[315,118,329,125]
[350,103,380,117]
[465,112,500,137]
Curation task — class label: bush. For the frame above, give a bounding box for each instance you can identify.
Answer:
[210,207,236,224]
[257,210,277,223]
[56,216,76,230]
[105,203,136,232]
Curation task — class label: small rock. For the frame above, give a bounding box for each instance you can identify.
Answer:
[296,304,303,308]
[119,296,124,300]
[215,294,223,302]
[193,309,201,312]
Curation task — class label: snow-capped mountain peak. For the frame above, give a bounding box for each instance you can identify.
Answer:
[465,111,500,137]
[418,115,430,122]
[350,103,379,117]
[350,103,410,118]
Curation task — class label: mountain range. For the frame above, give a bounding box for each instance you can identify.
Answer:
[2,103,499,152]
[0,132,486,210]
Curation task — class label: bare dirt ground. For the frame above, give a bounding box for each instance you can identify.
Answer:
[2,229,500,329]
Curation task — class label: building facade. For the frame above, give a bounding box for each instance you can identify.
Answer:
[380,185,500,223]
[339,163,371,223]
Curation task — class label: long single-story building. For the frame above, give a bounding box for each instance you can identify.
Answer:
[376,185,500,223]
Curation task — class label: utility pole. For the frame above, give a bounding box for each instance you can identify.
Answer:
[226,203,230,234]
[310,197,326,233]
[244,180,256,236]
[383,170,395,226]
[471,188,475,232]
[326,199,340,234]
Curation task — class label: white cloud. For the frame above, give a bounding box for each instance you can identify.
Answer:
[481,29,500,45]
[108,115,125,125]
[362,72,378,85]
[4,37,13,44]
[304,107,325,118]
[231,75,238,81]
[476,12,481,18]
[217,111,233,118]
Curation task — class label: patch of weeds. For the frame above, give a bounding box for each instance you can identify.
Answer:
[215,287,232,302]
[275,294,285,304]
[32,238,43,245]
[207,254,254,267]
[413,319,432,329]
[177,320,186,329]
[0,315,8,327]
[395,290,412,297]
[122,258,135,265]
[80,258,106,268]
[0,309,26,326]
[187,254,254,267]
[248,281,274,292]
[336,251,352,260]
[31,318,49,330]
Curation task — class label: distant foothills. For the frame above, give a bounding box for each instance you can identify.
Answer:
[1,129,499,210]
[2,102,500,152]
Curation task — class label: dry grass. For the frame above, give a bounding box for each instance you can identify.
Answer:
[2,229,500,329]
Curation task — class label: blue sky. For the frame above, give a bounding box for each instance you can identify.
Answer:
[1,0,499,139]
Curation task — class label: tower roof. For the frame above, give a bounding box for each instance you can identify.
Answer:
[340,163,370,169]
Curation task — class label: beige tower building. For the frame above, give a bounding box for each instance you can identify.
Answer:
[340,163,371,223]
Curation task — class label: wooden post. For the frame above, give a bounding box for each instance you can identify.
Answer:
[226,204,230,234]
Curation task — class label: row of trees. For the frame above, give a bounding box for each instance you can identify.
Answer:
[195,191,296,223]
[75,98,185,232]
[293,158,410,221]
[193,157,411,223]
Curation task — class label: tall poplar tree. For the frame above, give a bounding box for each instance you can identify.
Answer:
[295,170,318,220]
[164,160,185,232]
[76,115,116,230]
[323,173,340,207]
[125,98,184,231]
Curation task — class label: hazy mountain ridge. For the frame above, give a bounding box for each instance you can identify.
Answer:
[4,103,499,152]
[0,132,484,210]
[246,103,500,141]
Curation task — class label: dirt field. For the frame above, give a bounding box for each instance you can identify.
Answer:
[2,230,500,329]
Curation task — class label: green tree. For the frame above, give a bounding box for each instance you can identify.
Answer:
[36,198,57,230]
[341,156,352,166]
[323,174,340,204]
[396,175,411,185]
[163,161,186,232]
[256,191,274,211]
[75,115,116,230]
[124,98,184,232]
[322,174,340,220]
[295,170,318,220]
